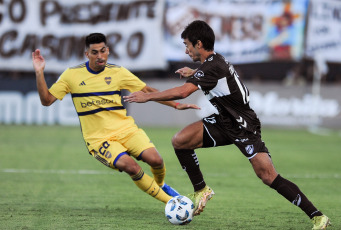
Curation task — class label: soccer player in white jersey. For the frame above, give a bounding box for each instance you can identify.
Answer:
[124,21,331,229]
[32,33,199,205]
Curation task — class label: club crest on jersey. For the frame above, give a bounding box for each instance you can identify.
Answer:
[194,70,204,79]
[245,144,254,155]
[105,77,112,85]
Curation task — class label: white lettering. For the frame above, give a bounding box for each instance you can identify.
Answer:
[25,92,56,125]
[250,92,340,118]
[58,96,79,125]
[0,91,78,125]
[0,91,24,124]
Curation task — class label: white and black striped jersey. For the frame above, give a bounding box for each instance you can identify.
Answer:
[186,53,261,132]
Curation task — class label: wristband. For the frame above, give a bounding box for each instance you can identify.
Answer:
[175,102,180,109]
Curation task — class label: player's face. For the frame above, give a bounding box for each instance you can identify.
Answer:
[85,42,109,72]
[183,39,201,62]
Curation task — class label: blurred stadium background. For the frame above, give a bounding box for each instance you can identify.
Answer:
[0,0,340,130]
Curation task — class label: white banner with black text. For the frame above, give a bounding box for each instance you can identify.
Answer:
[0,0,166,72]
[305,0,341,62]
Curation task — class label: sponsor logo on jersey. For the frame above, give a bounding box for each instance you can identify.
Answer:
[208,56,213,61]
[105,77,112,85]
[79,81,86,86]
[194,70,204,79]
[245,144,254,155]
[80,99,114,108]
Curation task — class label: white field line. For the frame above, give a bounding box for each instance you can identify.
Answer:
[1,168,114,175]
[0,168,340,179]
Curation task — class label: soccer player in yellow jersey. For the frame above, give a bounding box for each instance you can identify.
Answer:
[32,33,199,205]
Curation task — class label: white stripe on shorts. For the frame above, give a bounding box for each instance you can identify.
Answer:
[203,123,216,147]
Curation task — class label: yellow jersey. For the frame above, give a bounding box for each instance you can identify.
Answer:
[49,61,146,151]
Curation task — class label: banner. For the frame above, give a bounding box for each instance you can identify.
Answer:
[305,0,341,62]
[1,82,340,128]
[0,0,166,72]
[164,0,308,63]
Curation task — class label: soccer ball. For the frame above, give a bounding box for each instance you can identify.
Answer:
[165,195,194,225]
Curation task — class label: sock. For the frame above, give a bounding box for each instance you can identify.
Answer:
[151,163,166,187]
[270,174,323,218]
[131,169,171,204]
[174,149,206,191]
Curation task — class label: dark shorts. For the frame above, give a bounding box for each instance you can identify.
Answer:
[202,114,269,159]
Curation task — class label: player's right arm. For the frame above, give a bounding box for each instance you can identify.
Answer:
[32,49,57,106]
[124,82,198,103]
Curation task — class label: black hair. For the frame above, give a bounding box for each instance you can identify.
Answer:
[85,33,107,48]
[181,20,215,51]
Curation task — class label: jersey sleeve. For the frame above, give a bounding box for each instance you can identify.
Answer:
[186,68,217,91]
[119,67,146,92]
[49,69,71,100]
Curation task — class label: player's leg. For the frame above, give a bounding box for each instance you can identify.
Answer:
[249,152,278,186]
[172,120,215,215]
[138,147,164,185]
[141,147,179,197]
[121,128,164,185]
[172,114,231,193]
[121,128,179,197]
[250,153,330,228]
[172,120,206,191]
[115,154,172,203]
[91,141,172,204]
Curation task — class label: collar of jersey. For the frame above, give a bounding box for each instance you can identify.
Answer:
[86,61,105,74]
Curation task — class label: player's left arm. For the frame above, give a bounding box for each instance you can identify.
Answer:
[32,49,57,106]
[140,85,199,110]
[125,83,199,110]
[175,67,197,78]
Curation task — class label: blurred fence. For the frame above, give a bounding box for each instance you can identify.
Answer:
[1,80,340,128]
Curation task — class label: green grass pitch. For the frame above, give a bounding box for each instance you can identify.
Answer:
[0,125,340,230]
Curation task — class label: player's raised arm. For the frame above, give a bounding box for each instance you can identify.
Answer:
[32,49,57,106]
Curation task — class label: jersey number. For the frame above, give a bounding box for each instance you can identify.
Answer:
[229,65,249,104]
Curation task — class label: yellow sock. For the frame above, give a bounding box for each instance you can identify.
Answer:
[151,163,166,187]
[131,169,171,204]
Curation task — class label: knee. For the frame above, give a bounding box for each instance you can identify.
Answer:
[141,149,164,167]
[148,155,163,168]
[124,163,141,175]
[251,153,278,186]
[117,158,141,175]
[172,133,185,149]
[260,176,273,186]
[256,170,277,186]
